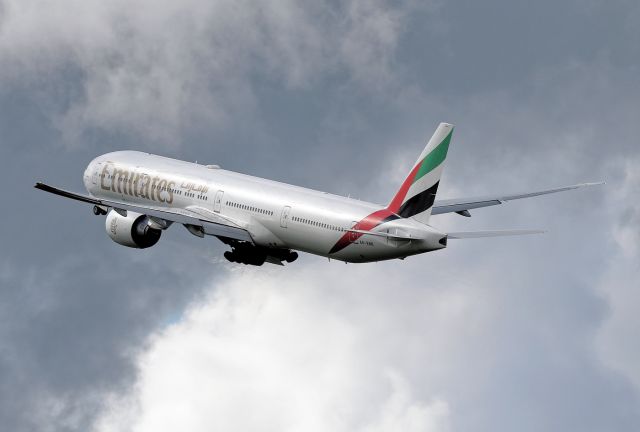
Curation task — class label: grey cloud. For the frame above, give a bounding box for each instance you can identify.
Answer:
[0,248,226,431]
[1,0,421,149]
[596,156,640,391]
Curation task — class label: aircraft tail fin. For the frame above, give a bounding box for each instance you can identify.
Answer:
[387,122,453,224]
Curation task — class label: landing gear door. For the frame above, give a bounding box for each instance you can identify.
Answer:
[213,190,224,213]
[280,206,291,228]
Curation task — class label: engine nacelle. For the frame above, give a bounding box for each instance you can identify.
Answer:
[105,210,161,249]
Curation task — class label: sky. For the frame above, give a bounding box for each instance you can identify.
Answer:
[0,0,639,431]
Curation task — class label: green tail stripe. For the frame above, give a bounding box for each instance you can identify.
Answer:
[413,130,452,184]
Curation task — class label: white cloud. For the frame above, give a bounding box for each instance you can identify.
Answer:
[0,0,419,147]
[362,372,450,432]
[90,261,494,432]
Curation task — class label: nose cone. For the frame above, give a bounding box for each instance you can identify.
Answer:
[83,163,92,180]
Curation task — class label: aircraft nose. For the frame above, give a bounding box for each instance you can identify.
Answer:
[83,163,92,182]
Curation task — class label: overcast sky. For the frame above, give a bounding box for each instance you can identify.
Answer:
[1,1,639,431]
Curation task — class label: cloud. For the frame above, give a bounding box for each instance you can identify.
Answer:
[2,1,640,431]
[0,0,419,147]
[610,158,640,258]
[91,263,480,432]
[596,156,640,390]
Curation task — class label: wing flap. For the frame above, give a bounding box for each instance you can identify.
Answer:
[432,182,604,216]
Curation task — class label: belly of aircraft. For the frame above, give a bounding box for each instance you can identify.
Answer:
[280,228,418,263]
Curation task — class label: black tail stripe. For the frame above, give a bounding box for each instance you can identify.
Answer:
[380,214,400,224]
[398,181,440,218]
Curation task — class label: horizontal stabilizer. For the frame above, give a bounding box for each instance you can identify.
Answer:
[433,182,605,216]
[447,229,546,239]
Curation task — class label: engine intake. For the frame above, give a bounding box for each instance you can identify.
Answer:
[105,210,161,249]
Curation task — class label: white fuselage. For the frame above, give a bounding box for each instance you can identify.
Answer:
[83,151,446,262]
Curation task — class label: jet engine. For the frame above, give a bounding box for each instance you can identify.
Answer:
[105,209,161,249]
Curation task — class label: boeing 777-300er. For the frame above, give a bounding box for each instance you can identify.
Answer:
[35,123,602,266]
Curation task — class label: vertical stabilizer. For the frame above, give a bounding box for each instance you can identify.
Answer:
[387,122,453,224]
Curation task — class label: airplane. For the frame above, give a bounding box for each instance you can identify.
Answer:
[35,123,602,266]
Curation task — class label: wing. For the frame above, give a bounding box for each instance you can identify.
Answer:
[34,182,253,243]
[432,182,604,216]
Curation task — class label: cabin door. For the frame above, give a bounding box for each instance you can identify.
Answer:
[280,206,291,228]
[213,190,224,213]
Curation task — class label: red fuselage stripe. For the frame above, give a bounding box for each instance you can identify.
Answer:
[329,208,398,254]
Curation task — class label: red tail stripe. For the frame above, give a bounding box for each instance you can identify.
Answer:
[387,162,421,213]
